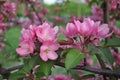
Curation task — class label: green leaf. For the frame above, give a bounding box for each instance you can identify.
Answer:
[3,28,21,53]
[105,37,120,47]
[51,66,68,76]
[88,44,99,54]
[60,48,71,58]
[23,56,40,73]
[65,49,85,70]
[99,48,114,67]
[116,21,120,29]
[9,70,25,80]
[35,71,44,79]
[39,60,54,77]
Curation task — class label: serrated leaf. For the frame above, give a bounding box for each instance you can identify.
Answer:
[99,48,114,67]
[65,49,85,70]
[105,37,120,47]
[39,60,53,77]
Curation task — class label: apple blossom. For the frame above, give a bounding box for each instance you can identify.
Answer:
[74,18,95,36]
[61,22,78,37]
[16,40,35,56]
[90,4,103,21]
[54,75,68,80]
[1,2,16,19]
[36,22,58,42]
[40,41,59,61]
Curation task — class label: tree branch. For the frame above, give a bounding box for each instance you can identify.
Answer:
[1,61,120,79]
[54,61,120,78]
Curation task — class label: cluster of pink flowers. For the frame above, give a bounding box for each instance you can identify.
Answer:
[0,14,8,35]
[61,18,110,51]
[107,0,120,11]
[90,4,103,21]
[21,1,49,26]
[16,22,59,61]
[1,2,16,19]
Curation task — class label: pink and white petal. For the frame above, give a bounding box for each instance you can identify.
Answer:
[47,51,58,60]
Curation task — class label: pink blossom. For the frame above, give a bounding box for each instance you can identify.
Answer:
[16,26,35,56]
[2,2,16,19]
[61,23,78,37]
[90,4,103,21]
[0,14,3,22]
[40,7,49,15]
[74,18,95,36]
[40,41,59,61]
[16,40,35,56]
[54,75,67,80]
[20,27,35,42]
[0,22,9,34]
[53,16,64,23]
[36,22,58,42]
[97,24,110,38]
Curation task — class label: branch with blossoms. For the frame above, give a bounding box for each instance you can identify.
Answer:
[1,0,120,80]
[14,17,116,80]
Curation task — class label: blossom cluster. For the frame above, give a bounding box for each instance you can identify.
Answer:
[1,2,16,19]
[16,22,59,61]
[90,4,103,21]
[61,18,110,51]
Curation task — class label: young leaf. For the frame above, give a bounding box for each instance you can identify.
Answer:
[65,49,85,70]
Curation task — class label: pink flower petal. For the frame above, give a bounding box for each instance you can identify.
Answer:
[47,51,58,60]
[16,48,29,56]
[40,52,48,61]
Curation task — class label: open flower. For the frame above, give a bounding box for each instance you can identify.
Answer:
[16,40,35,56]
[74,18,98,37]
[40,41,59,61]
[36,22,58,42]
[20,28,35,42]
